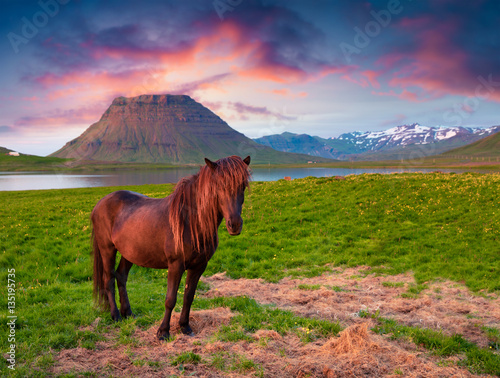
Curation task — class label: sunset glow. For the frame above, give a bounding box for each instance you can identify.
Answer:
[1,0,499,155]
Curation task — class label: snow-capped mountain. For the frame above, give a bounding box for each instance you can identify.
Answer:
[335,123,499,151]
[254,123,500,160]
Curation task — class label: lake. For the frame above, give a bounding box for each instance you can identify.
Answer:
[0,167,495,191]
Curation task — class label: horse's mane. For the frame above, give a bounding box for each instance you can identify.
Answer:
[168,156,251,253]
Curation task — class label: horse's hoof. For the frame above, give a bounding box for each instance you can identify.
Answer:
[157,331,170,341]
[111,314,122,322]
[181,326,194,336]
[158,334,170,341]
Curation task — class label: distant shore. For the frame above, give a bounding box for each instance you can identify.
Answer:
[1,154,500,172]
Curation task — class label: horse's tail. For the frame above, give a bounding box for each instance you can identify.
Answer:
[91,227,109,310]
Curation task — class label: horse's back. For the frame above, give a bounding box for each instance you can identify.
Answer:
[92,190,147,222]
[92,190,170,268]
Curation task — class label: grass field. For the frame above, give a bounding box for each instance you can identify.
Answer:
[0,154,69,171]
[0,173,499,376]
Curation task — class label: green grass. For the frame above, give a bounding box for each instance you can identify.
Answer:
[0,153,69,171]
[171,351,202,366]
[400,283,429,299]
[209,351,262,375]
[297,283,321,290]
[0,173,499,375]
[381,281,405,288]
[482,326,500,351]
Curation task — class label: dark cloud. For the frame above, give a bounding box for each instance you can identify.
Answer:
[169,73,231,97]
[229,101,297,121]
[14,103,105,128]
[17,0,342,86]
[0,125,15,133]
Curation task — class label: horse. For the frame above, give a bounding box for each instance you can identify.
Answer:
[91,155,251,340]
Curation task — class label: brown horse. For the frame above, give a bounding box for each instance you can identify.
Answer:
[91,155,251,340]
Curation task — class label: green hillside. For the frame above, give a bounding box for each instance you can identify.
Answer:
[444,130,500,157]
[0,149,68,171]
[0,146,14,154]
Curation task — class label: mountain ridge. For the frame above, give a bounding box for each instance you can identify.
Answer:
[254,123,500,160]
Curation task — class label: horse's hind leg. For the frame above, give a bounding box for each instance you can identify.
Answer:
[116,256,134,318]
[101,247,121,321]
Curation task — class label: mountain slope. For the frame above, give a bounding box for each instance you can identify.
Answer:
[253,132,356,160]
[255,124,500,160]
[0,146,15,154]
[51,95,332,165]
[255,132,365,160]
[443,129,500,157]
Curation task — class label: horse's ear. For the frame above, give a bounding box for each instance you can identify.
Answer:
[205,158,217,170]
[243,156,251,166]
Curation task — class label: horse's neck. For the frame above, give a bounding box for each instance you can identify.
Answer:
[170,177,222,228]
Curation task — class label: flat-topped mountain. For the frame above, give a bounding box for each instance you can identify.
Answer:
[51,95,331,164]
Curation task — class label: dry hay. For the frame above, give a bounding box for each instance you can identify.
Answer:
[317,322,474,377]
[52,308,234,377]
[203,267,500,349]
[322,322,373,355]
[51,268,499,377]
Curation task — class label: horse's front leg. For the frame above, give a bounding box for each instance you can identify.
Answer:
[157,260,184,341]
[179,263,207,336]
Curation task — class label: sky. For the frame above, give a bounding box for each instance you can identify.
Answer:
[1,0,499,156]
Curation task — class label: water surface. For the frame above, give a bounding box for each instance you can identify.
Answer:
[0,167,495,191]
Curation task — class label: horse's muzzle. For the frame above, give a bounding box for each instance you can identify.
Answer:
[226,217,243,236]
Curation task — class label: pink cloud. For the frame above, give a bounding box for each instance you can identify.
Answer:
[362,70,381,89]
[342,70,382,89]
[371,89,424,103]
[396,16,432,30]
[14,103,106,129]
[229,101,296,121]
[381,114,407,127]
[27,19,354,103]
[268,88,308,98]
[374,20,500,103]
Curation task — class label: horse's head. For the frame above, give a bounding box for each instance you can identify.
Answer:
[205,155,251,236]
